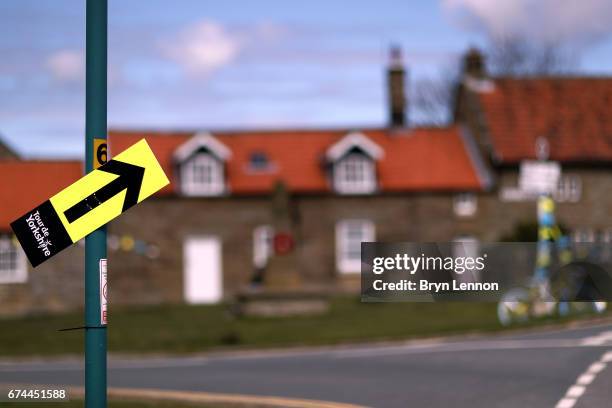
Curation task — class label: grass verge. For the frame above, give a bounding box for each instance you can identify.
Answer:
[0,297,607,357]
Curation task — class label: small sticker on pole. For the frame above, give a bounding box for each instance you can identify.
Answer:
[100,258,107,325]
[94,138,108,169]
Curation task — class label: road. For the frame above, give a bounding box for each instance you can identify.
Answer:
[1,321,612,407]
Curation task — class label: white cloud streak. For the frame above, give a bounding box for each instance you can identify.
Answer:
[46,49,84,82]
[443,0,612,46]
[160,20,241,75]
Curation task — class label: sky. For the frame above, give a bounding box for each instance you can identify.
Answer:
[1,0,612,158]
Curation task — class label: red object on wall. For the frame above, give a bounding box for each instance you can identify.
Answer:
[274,232,294,255]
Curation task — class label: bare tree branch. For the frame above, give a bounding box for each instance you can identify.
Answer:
[411,66,460,126]
[486,35,578,76]
[411,37,579,125]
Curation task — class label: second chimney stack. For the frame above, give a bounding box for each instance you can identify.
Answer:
[387,46,406,128]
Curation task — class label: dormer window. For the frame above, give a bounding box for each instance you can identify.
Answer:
[181,152,224,196]
[334,152,376,194]
[326,132,383,195]
[248,151,273,172]
[174,133,231,197]
[249,152,269,169]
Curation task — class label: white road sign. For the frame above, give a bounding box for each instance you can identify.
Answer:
[519,160,561,195]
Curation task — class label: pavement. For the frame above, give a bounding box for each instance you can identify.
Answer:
[1,321,612,408]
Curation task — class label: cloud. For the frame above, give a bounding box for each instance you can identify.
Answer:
[160,20,241,75]
[251,21,288,41]
[442,0,612,46]
[46,49,84,82]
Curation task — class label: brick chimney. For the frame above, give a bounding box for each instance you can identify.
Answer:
[387,46,406,128]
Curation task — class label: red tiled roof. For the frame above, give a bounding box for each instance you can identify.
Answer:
[0,161,82,230]
[108,127,483,195]
[0,128,482,230]
[477,77,612,163]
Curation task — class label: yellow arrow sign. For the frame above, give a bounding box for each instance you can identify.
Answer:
[11,139,169,267]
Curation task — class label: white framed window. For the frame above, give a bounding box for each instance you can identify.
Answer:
[253,225,274,268]
[601,228,612,243]
[555,175,581,203]
[453,193,477,217]
[572,228,595,243]
[180,153,225,196]
[336,219,375,274]
[0,236,27,284]
[333,153,376,194]
[452,236,480,283]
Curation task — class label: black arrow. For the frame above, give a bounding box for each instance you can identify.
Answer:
[64,160,145,223]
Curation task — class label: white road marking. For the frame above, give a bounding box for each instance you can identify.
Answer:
[555,346,611,408]
[579,330,612,346]
[576,373,595,385]
[566,385,585,398]
[601,351,612,362]
[555,397,577,408]
[586,362,605,374]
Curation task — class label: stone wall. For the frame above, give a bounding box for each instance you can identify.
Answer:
[2,168,610,317]
[0,244,84,317]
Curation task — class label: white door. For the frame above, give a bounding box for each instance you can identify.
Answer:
[183,236,222,304]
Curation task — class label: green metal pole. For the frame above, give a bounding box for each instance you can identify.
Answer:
[85,1,107,407]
